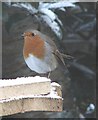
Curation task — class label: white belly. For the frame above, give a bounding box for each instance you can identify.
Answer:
[25,54,57,73]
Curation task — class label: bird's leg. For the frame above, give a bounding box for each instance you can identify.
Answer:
[47,72,51,78]
[39,72,51,78]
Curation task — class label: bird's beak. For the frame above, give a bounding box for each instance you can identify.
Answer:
[21,33,24,37]
[18,33,24,40]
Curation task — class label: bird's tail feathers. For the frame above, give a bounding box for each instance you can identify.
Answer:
[54,50,74,66]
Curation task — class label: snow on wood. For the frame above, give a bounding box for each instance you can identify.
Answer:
[0,76,51,100]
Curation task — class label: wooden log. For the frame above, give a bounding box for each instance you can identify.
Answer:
[0,76,51,100]
[0,80,63,116]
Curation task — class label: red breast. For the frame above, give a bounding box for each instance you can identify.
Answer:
[23,32,45,59]
[23,30,58,74]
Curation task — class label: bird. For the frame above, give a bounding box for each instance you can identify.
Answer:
[22,30,71,75]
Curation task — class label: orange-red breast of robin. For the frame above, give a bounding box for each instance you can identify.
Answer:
[23,30,67,74]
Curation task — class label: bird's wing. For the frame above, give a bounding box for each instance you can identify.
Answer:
[39,32,66,66]
[53,49,66,66]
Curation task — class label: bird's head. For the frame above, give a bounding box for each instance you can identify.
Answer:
[22,31,36,38]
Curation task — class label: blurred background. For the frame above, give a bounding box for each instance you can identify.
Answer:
[2,1,96,119]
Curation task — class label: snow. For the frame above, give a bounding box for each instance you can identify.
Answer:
[41,15,62,40]
[0,76,51,87]
[39,1,76,9]
[51,82,61,87]
[86,103,95,114]
[12,3,38,14]
[39,8,57,21]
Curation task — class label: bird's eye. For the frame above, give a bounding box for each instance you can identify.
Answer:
[32,33,35,36]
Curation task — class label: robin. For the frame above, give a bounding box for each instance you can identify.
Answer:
[23,30,71,75]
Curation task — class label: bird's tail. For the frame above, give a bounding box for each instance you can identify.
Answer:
[54,50,74,66]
